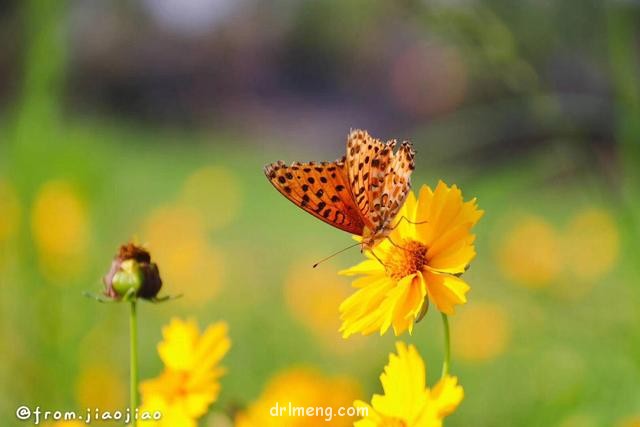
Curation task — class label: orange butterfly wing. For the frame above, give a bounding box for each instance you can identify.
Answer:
[345,129,415,233]
[264,157,366,235]
[264,129,415,242]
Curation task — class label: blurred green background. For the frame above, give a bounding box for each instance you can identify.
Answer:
[1,0,639,426]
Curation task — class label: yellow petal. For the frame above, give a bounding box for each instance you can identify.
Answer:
[415,181,483,249]
[429,375,464,418]
[424,271,470,314]
[142,317,230,424]
[139,392,199,427]
[370,342,429,421]
[403,191,418,219]
[339,277,396,337]
[389,191,419,240]
[427,224,476,274]
[158,318,200,370]
[351,274,387,289]
[353,401,382,427]
[375,274,415,334]
[182,389,217,418]
[417,181,455,246]
[339,258,385,276]
[386,273,427,335]
[189,328,230,393]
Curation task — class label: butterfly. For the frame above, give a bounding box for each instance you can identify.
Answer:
[264,129,415,251]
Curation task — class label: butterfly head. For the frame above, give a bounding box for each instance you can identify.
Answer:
[360,225,388,252]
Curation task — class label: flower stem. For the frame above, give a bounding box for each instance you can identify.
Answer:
[441,312,451,378]
[129,300,139,427]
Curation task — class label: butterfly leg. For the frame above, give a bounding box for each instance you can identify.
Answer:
[390,215,428,231]
[369,249,387,267]
[386,235,409,251]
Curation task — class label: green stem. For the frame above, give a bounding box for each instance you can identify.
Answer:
[129,300,138,427]
[606,0,640,366]
[441,313,451,378]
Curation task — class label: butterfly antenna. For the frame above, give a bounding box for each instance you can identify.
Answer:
[312,242,361,268]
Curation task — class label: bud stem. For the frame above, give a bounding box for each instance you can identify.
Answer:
[129,300,139,426]
[441,312,451,378]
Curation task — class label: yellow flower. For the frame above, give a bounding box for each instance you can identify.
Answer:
[235,368,360,427]
[340,181,483,337]
[140,318,231,427]
[354,342,463,427]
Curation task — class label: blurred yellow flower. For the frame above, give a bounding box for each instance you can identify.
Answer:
[43,422,85,427]
[181,166,242,230]
[340,182,483,337]
[285,259,364,353]
[140,318,231,427]
[563,208,619,280]
[498,208,619,296]
[75,362,127,411]
[236,368,360,427]
[497,214,561,288]
[617,416,640,427]
[143,205,224,305]
[452,302,510,362]
[31,180,91,282]
[354,342,463,427]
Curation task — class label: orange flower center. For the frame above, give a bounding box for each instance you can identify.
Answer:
[385,239,428,280]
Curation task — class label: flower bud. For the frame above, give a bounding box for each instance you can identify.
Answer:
[112,259,142,296]
[103,243,163,300]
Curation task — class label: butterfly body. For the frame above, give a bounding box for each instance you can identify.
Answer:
[265,129,415,250]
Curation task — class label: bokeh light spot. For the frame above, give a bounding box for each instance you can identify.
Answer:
[236,368,360,427]
[74,362,127,411]
[143,204,223,304]
[497,215,561,288]
[452,302,510,362]
[284,260,360,353]
[31,180,91,282]
[563,208,619,281]
[180,165,242,231]
[617,416,640,427]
